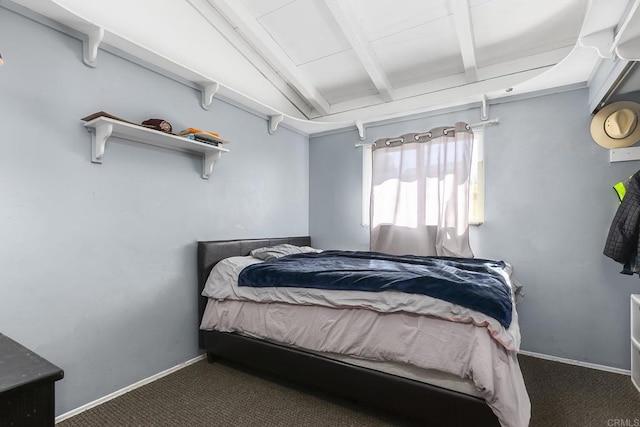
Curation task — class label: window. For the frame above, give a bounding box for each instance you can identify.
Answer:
[362,128,485,226]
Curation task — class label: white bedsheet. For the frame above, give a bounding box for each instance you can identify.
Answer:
[201,299,530,427]
[202,255,521,351]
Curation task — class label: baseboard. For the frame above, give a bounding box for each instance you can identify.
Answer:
[55,354,207,424]
[54,349,628,423]
[518,350,631,376]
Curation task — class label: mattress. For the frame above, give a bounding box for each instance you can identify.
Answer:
[200,298,530,427]
[201,300,480,396]
[202,255,521,350]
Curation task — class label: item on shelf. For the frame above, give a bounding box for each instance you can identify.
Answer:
[142,118,173,134]
[178,127,228,145]
[81,111,139,125]
[179,127,219,138]
[183,134,220,146]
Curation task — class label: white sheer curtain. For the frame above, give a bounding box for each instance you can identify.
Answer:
[370,122,474,257]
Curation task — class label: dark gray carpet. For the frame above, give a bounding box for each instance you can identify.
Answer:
[58,355,640,427]
[519,355,640,426]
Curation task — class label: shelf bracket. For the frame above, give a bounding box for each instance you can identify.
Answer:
[616,37,640,61]
[202,150,222,179]
[355,119,365,140]
[612,0,640,60]
[579,28,615,59]
[268,114,284,135]
[90,121,113,163]
[201,82,220,110]
[480,94,489,121]
[82,26,104,68]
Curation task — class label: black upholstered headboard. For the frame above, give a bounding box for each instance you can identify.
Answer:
[196,236,311,349]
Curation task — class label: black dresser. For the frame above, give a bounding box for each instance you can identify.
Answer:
[0,333,64,426]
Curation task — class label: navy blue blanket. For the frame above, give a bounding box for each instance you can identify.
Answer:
[238,250,512,328]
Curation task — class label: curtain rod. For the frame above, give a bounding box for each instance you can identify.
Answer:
[354,118,500,148]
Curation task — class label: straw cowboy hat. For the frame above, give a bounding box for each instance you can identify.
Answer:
[590,101,640,149]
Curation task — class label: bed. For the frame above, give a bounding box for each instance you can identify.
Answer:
[197,237,529,426]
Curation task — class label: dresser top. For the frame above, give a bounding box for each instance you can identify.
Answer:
[0,333,64,393]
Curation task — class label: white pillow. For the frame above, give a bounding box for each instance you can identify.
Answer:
[249,244,322,261]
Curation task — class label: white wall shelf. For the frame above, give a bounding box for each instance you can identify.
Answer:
[631,294,640,392]
[83,117,229,179]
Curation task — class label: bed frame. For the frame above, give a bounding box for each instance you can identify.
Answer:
[197,237,499,426]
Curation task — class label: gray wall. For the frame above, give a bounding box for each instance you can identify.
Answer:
[310,88,640,370]
[0,9,308,415]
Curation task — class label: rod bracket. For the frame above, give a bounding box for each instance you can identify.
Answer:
[480,95,489,121]
[355,119,365,140]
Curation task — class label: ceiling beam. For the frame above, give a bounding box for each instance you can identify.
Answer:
[187,0,313,118]
[449,0,478,81]
[322,0,394,102]
[326,45,573,117]
[207,0,331,115]
[321,66,554,124]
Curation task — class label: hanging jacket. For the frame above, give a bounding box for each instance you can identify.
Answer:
[613,175,634,201]
[604,172,640,275]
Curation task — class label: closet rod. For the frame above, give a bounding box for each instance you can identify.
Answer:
[355,118,500,147]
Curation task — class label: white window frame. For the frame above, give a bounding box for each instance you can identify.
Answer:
[362,128,485,226]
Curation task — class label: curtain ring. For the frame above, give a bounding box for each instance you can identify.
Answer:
[443,129,448,135]
[385,137,404,145]
[465,124,470,130]
[414,132,432,141]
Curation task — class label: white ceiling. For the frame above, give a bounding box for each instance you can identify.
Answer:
[206,0,595,119]
[6,0,640,135]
